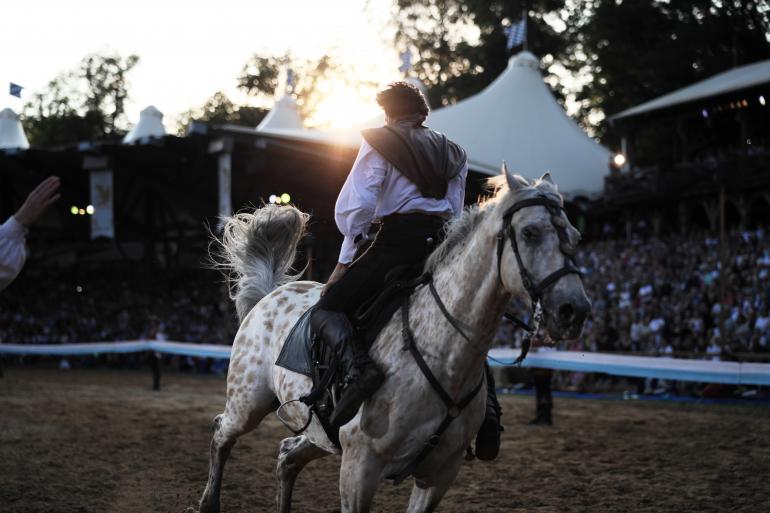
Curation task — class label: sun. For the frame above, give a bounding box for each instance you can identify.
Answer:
[307,77,382,130]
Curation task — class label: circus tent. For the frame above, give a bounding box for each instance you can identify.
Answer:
[427,51,611,198]
[257,94,304,131]
[0,108,30,150]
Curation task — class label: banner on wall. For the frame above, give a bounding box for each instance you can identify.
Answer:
[90,169,114,239]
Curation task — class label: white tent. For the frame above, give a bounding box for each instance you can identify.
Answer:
[257,94,303,131]
[123,105,166,144]
[610,58,770,121]
[0,108,30,150]
[428,51,611,198]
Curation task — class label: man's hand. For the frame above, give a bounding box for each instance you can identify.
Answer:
[321,262,349,296]
[14,176,61,227]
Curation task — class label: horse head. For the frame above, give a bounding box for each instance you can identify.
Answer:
[497,163,591,341]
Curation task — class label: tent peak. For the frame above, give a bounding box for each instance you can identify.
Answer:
[509,51,539,70]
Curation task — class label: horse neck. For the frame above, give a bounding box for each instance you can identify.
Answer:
[423,203,514,389]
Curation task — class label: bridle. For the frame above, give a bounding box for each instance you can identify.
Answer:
[495,194,583,355]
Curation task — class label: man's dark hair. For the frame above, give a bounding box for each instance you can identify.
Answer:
[376,81,429,121]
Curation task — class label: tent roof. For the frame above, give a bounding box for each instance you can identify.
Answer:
[0,108,30,150]
[610,58,770,121]
[257,95,303,131]
[123,105,166,144]
[428,51,610,198]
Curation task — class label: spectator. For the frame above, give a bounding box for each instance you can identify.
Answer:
[0,176,60,291]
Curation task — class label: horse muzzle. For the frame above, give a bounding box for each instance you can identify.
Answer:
[543,291,591,341]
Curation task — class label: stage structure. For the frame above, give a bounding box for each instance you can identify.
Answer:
[605,57,770,235]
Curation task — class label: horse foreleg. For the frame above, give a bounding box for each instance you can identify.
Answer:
[339,444,385,513]
[405,453,464,513]
[276,435,329,513]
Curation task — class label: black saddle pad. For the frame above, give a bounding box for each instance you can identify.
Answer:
[275,307,316,377]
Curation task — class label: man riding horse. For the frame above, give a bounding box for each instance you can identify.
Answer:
[310,81,503,460]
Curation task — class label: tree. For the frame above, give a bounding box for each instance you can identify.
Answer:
[562,0,770,140]
[176,91,268,134]
[23,53,140,146]
[393,0,571,108]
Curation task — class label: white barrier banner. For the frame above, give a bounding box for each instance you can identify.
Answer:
[90,169,114,239]
[1,342,769,385]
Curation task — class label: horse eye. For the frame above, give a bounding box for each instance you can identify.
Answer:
[521,227,538,241]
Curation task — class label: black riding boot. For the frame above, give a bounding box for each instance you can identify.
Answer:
[474,363,503,461]
[311,309,385,427]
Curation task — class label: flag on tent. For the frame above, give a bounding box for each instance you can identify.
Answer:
[504,18,527,50]
[9,83,23,98]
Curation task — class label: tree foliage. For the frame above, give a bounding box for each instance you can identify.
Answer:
[563,0,770,139]
[23,53,139,146]
[394,0,570,108]
[176,91,268,134]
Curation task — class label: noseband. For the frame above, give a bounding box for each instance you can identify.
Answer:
[495,195,583,336]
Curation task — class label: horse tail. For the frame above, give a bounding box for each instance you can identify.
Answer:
[212,204,309,322]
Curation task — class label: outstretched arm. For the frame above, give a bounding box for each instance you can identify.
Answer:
[0,176,61,291]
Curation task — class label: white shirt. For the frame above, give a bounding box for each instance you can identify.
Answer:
[0,216,27,291]
[334,140,467,264]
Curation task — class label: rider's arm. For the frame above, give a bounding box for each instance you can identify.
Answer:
[334,141,388,264]
[447,160,468,219]
[0,216,27,292]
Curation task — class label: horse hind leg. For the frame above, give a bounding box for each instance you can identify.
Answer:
[276,435,329,513]
[194,387,276,513]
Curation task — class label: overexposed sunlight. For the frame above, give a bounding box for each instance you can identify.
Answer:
[307,78,383,130]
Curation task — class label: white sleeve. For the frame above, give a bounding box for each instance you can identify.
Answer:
[447,161,468,219]
[334,141,388,264]
[0,216,27,291]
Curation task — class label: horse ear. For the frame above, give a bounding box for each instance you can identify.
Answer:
[539,172,554,185]
[502,161,524,191]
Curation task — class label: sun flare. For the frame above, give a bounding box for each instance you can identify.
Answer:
[307,78,383,130]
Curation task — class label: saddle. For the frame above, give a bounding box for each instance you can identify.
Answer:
[275,264,427,448]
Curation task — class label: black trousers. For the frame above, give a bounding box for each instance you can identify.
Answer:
[317,213,446,319]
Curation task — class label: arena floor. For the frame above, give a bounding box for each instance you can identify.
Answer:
[1,368,768,513]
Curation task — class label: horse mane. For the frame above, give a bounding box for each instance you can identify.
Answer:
[424,174,563,273]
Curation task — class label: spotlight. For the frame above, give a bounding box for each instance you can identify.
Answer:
[760,95,766,106]
[79,209,85,215]
[269,194,278,204]
[280,193,291,204]
[70,206,79,215]
[613,153,626,167]
[86,205,95,215]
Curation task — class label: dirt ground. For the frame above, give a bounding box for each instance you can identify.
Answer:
[0,368,768,513]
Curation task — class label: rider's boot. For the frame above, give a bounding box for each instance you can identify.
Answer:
[474,363,503,461]
[311,310,385,427]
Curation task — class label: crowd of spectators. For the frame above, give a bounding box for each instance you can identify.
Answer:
[3,226,770,366]
[572,226,770,358]
[0,263,232,346]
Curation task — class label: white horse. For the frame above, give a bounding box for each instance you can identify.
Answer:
[190,166,590,513]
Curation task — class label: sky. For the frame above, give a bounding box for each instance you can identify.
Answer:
[1,0,401,131]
